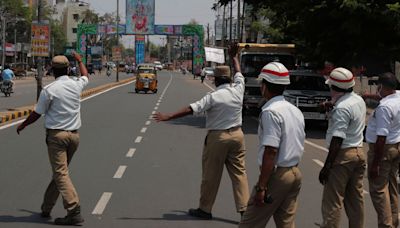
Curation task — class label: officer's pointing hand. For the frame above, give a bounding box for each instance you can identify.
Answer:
[254,191,265,207]
[153,112,171,122]
[16,123,25,135]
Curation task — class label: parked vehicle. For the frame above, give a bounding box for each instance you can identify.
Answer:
[135,64,158,94]
[239,43,296,112]
[154,61,163,71]
[284,70,331,121]
[10,62,29,77]
[201,67,214,83]
[0,80,13,97]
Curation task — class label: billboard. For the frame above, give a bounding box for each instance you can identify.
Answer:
[154,25,174,35]
[135,35,145,64]
[126,0,155,34]
[31,23,50,57]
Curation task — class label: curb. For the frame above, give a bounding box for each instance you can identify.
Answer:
[0,77,135,124]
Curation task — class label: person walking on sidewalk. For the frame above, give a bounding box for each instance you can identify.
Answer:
[239,62,305,228]
[154,43,250,219]
[319,67,366,228]
[365,72,400,228]
[16,52,89,226]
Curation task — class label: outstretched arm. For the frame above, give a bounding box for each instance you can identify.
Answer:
[16,111,42,134]
[154,106,193,122]
[228,43,241,74]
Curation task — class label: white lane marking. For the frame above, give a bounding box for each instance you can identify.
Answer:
[313,159,324,167]
[152,111,156,114]
[0,80,135,131]
[113,165,127,179]
[141,127,147,133]
[305,140,329,153]
[204,81,215,91]
[0,119,25,130]
[92,192,113,215]
[154,106,158,110]
[149,115,153,119]
[126,148,136,157]
[160,73,173,97]
[158,99,162,102]
[156,102,160,106]
[135,136,142,143]
[145,121,151,126]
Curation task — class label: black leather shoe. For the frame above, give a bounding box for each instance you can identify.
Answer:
[188,208,212,220]
[40,211,51,218]
[54,206,84,225]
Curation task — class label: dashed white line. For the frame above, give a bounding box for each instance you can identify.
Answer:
[154,106,158,110]
[113,165,127,179]
[152,111,156,114]
[145,121,151,126]
[312,159,325,167]
[149,115,153,119]
[126,148,136,157]
[204,81,216,91]
[135,136,142,143]
[141,127,147,133]
[92,192,112,215]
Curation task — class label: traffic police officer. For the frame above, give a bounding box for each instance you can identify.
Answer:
[319,67,366,228]
[17,52,89,225]
[366,72,400,228]
[239,62,305,228]
[154,44,249,219]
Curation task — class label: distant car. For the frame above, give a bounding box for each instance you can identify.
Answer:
[106,62,116,69]
[154,61,163,71]
[201,67,214,77]
[284,70,331,121]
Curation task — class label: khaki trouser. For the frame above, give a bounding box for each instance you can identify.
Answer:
[239,166,302,228]
[41,129,80,213]
[321,147,366,228]
[368,143,400,228]
[199,127,249,213]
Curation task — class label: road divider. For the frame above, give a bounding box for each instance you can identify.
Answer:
[0,77,135,125]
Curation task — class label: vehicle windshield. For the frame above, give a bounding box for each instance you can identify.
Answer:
[138,69,155,74]
[287,75,330,91]
[205,67,213,71]
[241,54,295,77]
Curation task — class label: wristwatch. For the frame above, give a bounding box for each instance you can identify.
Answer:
[255,184,266,192]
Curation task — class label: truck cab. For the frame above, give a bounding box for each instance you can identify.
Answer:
[239,43,296,113]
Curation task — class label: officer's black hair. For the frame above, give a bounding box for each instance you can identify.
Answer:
[330,85,353,93]
[215,76,232,87]
[53,67,68,78]
[4,65,10,69]
[262,79,286,95]
[378,72,398,90]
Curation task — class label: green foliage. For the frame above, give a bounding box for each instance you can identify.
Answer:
[50,20,67,55]
[231,0,400,73]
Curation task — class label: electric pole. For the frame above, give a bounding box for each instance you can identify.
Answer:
[221,5,226,47]
[116,0,119,82]
[229,0,233,43]
[207,23,210,46]
[237,0,241,42]
[36,0,43,101]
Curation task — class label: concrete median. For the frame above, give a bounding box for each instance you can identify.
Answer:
[0,77,135,124]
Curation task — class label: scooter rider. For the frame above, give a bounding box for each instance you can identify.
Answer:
[1,64,16,89]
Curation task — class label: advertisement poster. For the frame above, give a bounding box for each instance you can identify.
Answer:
[154,25,174,35]
[106,24,126,35]
[135,35,145,64]
[205,47,225,64]
[126,0,155,34]
[31,23,50,57]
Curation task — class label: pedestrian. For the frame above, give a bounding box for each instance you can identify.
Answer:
[318,67,366,228]
[16,52,89,226]
[154,43,249,219]
[365,72,400,228]
[239,62,305,228]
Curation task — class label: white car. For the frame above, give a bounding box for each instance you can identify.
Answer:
[154,61,163,71]
[201,67,214,77]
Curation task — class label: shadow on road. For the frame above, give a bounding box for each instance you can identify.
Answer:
[0,209,52,225]
[117,210,239,225]
[305,120,327,140]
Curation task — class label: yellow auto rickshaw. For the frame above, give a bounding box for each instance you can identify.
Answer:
[135,64,158,94]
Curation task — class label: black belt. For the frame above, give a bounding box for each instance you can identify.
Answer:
[46,129,78,133]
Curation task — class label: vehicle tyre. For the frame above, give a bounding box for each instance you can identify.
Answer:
[153,90,157,94]
[135,89,139,93]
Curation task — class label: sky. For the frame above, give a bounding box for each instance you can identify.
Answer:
[84,0,218,46]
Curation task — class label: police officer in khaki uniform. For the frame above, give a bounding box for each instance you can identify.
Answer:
[17,52,89,225]
[366,72,400,228]
[319,67,366,228]
[154,44,249,219]
[239,62,305,228]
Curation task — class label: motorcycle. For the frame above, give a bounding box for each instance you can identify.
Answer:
[0,80,13,97]
[106,69,112,77]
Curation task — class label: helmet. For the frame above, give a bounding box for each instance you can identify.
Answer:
[325,67,355,89]
[258,62,290,85]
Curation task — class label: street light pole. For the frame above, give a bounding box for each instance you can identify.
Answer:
[36,0,43,101]
[116,0,119,82]
[1,15,6,69]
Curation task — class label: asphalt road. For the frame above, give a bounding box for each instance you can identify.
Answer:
[0,70,386,227]
[0,71,132,112]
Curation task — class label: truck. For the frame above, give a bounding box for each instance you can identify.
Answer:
[238,43,296,113]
